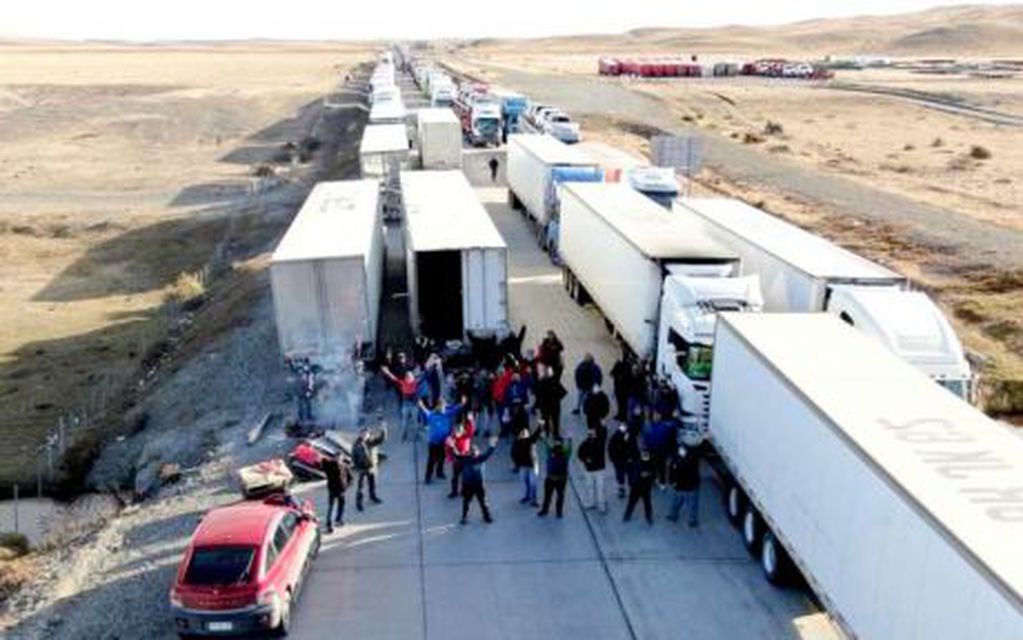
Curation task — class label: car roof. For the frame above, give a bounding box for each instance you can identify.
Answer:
[192,500,283,548]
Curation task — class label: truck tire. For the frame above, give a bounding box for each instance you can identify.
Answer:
[507,190,522,211]
[741,504,764,556]
[725,483,746,528]
[760,530,794,586]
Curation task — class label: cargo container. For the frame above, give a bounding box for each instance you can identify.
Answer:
[401,171,509,341]
[506,134,601,230]
[368,99,407,125]
[359,123,410,180]
[416,108,462,170]
[270,180,383,361]
[709,313,1023,639]
[676,197,974,399]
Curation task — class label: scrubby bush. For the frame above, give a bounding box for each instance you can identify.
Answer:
[764,120,784,135]
[0,533,30,559]
[166,271,206,310]
[969,145,992,160]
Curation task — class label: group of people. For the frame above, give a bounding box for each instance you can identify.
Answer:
[372,331,705,528]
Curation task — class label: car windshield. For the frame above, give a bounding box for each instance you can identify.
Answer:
[185,546,256,586]
[550,114,570,123]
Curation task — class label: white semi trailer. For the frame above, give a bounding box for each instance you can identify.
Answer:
[270,180,383,361]
[359,123,410,180]
[677,197,974,401]
[416,108,462,170]
[710,312,1023,639]
[401,170,509,342]
[559,183,762,427]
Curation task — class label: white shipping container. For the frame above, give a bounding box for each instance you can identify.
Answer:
[270,180,383,361]
[359,124,410,180]
[417,108,462,170]
[710,313,1023,639]
[401,170,508,340]
[676,198,907,311]
[369,100,407,125]
[507,134,597,225]
[560,183,739,360]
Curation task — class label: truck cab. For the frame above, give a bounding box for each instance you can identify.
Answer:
[463,99,502,147]
[826,286,974,401]
[656,268,763,432]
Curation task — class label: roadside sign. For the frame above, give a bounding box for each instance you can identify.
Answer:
[651,134,702,177]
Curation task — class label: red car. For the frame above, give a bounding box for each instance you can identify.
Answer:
[170,495,320,637]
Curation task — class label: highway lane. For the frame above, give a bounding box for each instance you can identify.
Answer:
[289,187,815,639]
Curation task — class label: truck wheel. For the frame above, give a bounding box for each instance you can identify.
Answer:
[761,530,794,586]
[725,484,746,528]
[741,504,764,556]
[507,190,522,210]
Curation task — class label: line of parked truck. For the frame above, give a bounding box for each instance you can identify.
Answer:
[207,49,1021,639]
[598,56,834,80]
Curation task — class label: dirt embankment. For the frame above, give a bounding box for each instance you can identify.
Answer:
[0,52,373,635]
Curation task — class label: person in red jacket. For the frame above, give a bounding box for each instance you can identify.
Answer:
[492,365,514,433]
[445,414,476,498]
[382,366,421,442]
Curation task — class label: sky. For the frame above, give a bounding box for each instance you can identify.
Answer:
[1,0,1017,41]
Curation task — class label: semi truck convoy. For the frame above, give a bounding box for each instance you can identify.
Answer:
[677,197,974,401]
[559,183,763,428]
[270,180,383,361]
[709,313,1023,639]
[506,134,603,243]
[401,170,509,342]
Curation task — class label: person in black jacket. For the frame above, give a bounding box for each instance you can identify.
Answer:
[534,363,566,438]
[582,383,610,431]
[512,423,542,506]
[667,445,701,527]
[572,354,602,415]
[352,425,387,511]
[610,355,631,422]
[607,423,634,498]
[623,449,656,525]
[577,424,608,513]
[321,453,352,533]
[456,435,500,524]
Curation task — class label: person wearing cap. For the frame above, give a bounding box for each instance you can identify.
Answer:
[456,434,500,524]
[623,448,656,525]
[667,443,702,527]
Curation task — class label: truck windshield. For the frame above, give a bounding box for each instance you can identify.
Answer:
[477,118,499,135]
[185,546,256,586]
[683,344,714,381]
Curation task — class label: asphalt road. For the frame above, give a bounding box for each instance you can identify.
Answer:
[453,60,1023,272]
[288,187,815,640]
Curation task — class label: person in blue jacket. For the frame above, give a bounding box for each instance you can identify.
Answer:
[643,412,678,489]
[419,396,466,484]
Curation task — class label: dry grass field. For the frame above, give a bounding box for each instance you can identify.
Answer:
[450,5,1023,417]
[0,43,370,484]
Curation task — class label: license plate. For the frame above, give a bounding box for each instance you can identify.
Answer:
[207,621,234,632]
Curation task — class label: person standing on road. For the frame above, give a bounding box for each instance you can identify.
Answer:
[473,368,496,433]
[512,422,542,506]
[321,453,352,533]
[382,365,421,442]
[538,330,565,381]
[610,354,632,423]
[534,363,567,438]
[488,156,500,183]
[537,435,573,519]
[577,425,608,513]
[607,423,633,499]
[667,444,701,527]
[572,354,602,416]
[643,412,678,490]
[456,434,500,524]
[583,383,610,432]
[445,415,476,499]
[353,425,387,512]
[623,449,656,525]
[420,397,465,484]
